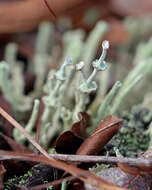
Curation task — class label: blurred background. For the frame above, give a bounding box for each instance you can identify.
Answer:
[2,1,152,183]
[1,0,152,156]
[1,0,152,58]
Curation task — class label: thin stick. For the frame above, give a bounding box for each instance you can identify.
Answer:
[0,150,150,167]
[15,176,76,190]
[28,176,75,190]
[49,154,151,166]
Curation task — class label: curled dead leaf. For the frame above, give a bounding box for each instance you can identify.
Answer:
[76,115,123,155]
[55,112,90,154]
[55,131,83,154]
[72,112,90,138]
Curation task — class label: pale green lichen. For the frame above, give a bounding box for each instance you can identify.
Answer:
[0,62,31,119]
[82,21,108,73]
[110,58,152,115]
[73,40,109,121]
[61,180,67,190]
[134,37,152,64]
[14,99,40,143]
[96,81,122,123]
[4,42,18,66]
[32,22,54,96]
[0,20,151,150]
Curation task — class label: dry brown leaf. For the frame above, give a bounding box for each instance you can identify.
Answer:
[55,131,83,154]
[72,112,90,138]
[76,115,123,155]
[55,112,90,154]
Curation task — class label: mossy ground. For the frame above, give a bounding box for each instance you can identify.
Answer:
[104,106,151,157]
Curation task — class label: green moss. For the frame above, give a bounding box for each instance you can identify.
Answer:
[104,106,151,157]
[3,176,18,190]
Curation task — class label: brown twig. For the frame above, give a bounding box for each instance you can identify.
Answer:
[0,150,151,167]
[22,176,76,190]
[49,154,151,167]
